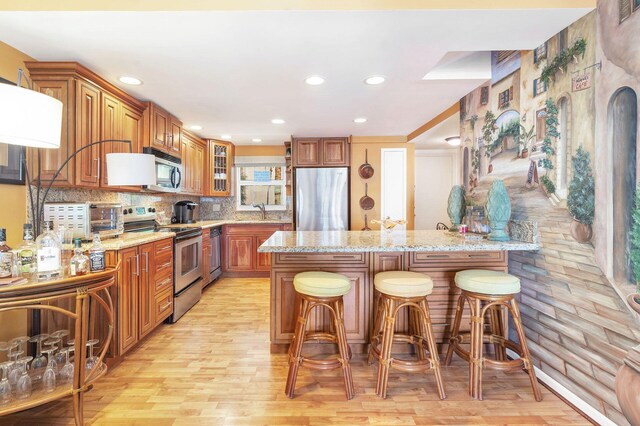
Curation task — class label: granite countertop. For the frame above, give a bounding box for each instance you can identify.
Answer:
[160,219,292,229]
[258,230,540,253]
[80,231,176,251]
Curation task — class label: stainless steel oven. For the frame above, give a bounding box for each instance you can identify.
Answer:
[143,147,182,193]
[170,228,203,323]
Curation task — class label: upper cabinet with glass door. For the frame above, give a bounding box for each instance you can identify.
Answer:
[205,140,234,197]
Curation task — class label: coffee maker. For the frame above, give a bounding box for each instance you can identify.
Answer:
[172,200,198,224]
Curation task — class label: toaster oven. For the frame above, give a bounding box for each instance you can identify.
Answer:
[43,202,124,240]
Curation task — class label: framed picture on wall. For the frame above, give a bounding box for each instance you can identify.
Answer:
[0,76,26,185]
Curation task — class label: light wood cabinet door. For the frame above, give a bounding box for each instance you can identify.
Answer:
[224,235,254,272]
[205,140,233,196]
[154,289,173,327]
[138,243,155,339]
[169,116,182,157]
[152,106,169,151]
[193,141,204,195]
[29,79,74,185]
[118,247,139,354]
[292,138,321,167]
[255,235,273,271]
[322,138,350,166]
[117,103,144,190]
[76,80,101,187]
[100,93,120,186]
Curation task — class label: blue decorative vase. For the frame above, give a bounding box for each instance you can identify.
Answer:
[447,185,466,232]
[486,179,511,241]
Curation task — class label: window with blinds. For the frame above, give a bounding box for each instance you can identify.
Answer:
[498,87,513,109]
[480,86,489,105]
[533,78,548,97]
[497,50,517,63]
[534,42,548,64]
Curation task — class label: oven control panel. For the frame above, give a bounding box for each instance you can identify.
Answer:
[122,205,157,223]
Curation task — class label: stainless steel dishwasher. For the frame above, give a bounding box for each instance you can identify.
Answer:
[207,227,222,286]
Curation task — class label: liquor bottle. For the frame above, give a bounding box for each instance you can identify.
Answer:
[0,228,12,278]
[69,238,89,276]
[36,221,62,281]
[89,234,106,272]
[17,224,36,278]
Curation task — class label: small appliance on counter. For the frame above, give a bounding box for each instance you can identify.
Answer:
[43,202,123,241]
[172,200,198,224]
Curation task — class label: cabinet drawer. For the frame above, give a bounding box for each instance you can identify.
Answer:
[410,251,505,266]
[155,239,173,256]
[154,289,173,325]
[224,224,282,235]
[155,254,173,277]
[155,274,173,294]
[274,252,367,266]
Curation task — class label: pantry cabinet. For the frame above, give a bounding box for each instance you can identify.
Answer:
[291,137,350,167]
[117,238,174,356]
[25,62,147,189]
[205,139,234,197]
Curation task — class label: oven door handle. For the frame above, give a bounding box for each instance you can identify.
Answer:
[170,168,176,187]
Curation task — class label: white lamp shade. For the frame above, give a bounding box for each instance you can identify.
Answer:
[106,153,156,186]
[0,83,63,148]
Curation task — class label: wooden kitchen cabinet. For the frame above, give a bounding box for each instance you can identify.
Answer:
[205,140,234,196]
[181,130,206,195]
[26,62,147,189]
[143,102,183,158]
[116,238,174,356]
[291,137,350,167]
[222,224,284,276]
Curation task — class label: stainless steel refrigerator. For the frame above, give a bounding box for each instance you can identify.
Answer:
[295,168,349,231]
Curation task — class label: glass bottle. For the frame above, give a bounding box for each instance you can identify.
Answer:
[69,238,89,276]
[17,224,36,279]
[89,234,106,272]
[36,221,62,281]
[0,228,12,278]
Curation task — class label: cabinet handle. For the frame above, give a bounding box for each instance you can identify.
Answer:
[157,245,172,253]
[134,254,139,276]
[144,252,149,272]
[94,158,100,178]
[425,254,449,258]
[158,261,171,270]
[334,255,357,259]
[157,277,172,289]
[160,301,172,311]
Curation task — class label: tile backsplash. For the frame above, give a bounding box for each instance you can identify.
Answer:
[31,188,292,222]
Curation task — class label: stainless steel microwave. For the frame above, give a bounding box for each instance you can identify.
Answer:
[43,202,124,240]
[143,147,182,193]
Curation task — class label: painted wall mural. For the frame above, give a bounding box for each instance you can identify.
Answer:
[458,1,640,424]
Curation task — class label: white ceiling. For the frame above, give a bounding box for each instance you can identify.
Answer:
[411,111,461,150]
[0,9,591,145]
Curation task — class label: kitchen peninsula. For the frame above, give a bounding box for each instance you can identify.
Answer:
[259,230,539,353]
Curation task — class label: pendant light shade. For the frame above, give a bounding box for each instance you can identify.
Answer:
[106,153,156,186]
[0,83,63,148]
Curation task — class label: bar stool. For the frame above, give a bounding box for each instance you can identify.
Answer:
[368,271,446,399]
[444,269,542,401]
[285,271,355,400]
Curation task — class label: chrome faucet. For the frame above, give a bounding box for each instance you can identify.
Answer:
[253,203,266,220]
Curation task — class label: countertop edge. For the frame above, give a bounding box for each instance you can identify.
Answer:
[257,244,541,253]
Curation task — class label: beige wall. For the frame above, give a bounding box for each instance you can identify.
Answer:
[0,41,33,342]
[350,136,415,230]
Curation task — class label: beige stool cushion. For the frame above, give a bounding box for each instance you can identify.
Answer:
[294,271,352,297]
[455,269,520,295]
[374,271,433,298]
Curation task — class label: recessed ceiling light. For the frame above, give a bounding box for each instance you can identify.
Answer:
[364,76,385,85]
[305,75,325,85]
[446,136,461,146]
[353,117,367,123]
[252,138,262,142]
[271,119,285,124]
[221,134,232,140]
[119,75,142,85]
[189,125,203,131]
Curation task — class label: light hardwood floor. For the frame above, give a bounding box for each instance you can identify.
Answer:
[4,278,589,425]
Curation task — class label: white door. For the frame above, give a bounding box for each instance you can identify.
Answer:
[414,150,460,230]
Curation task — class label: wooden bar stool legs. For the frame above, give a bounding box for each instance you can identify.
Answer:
[445,289,542,401]
[369,293,446,400]
[285,270,354,400]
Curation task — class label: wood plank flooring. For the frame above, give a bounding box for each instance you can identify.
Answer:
[3,278,589,425]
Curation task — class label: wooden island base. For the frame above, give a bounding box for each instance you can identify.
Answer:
[269,250,509,354]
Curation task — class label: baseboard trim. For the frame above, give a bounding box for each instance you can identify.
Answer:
[506,349,616,426]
